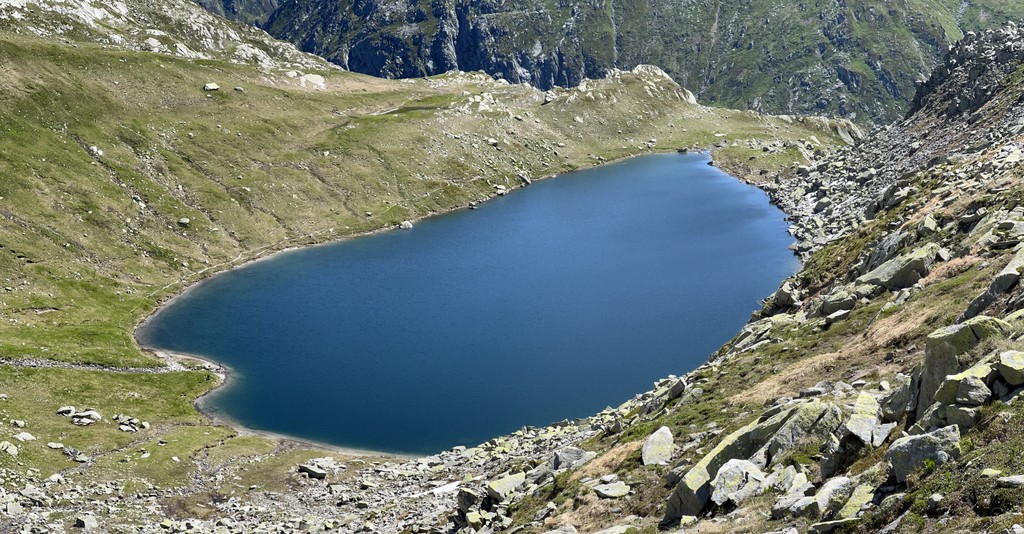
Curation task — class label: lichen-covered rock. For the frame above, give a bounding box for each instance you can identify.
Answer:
[551,447,595,470]
[998,350,1024,385]
[663,406,795,523]
[856,243,941,290]
[842,393,880,445]
[934,362,995,405]
[789,496,822,519]
[872,422,898,446]
[816,476,856,519]
[809,518,860,533]
[887,426,961,483]
[880,370,919,422]
[710,459,766,506]
[750,400,843,468]
[486,472,526,502]
[594,480,629,498]
[820,287,857,315]
[838,484,876,519]
[955,376,993,405]
[910,402,948,435]
[946,405,981,431]
[642,426,674,466]
[917,317,1010,417]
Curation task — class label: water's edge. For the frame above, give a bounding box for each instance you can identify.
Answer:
[134,149,797,457]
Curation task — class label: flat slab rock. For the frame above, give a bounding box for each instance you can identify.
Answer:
[594,481,630,498]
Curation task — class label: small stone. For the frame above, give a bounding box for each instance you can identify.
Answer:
[927,493,944,510]
[399,220,413,230]
[203,83,220,91]
[13,432,35,442]
[75,515,99,530]
[996,475,1024,488]
[0,441,18,457]
[981,468,1003,478]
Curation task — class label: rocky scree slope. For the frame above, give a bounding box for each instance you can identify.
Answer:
[0,0,325,70]
[0,5,854,531]
[233,0,1024,122]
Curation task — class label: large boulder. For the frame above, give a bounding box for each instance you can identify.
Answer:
[856,243,942,290]
[946,405,981,431]
[916,317,1011,417]
[992,248,1024,294]
[663,406,796,524]
[838,484,876,519]
[959,248,1024,319]
[880,370,920,423]
[642,426,674,466]
[933,360,996,405]
[842,393,880,445]
[710,459,766,506]
[486,472,526,502]
[749,400,843,467]
[815,477,856,519]
[551,447,595,471]
[998,351,1024,386]
[820,288,857,316]
[887,426,962,483]
[773,281,801,309]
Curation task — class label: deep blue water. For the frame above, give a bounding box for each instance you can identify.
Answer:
[137,153,799,455]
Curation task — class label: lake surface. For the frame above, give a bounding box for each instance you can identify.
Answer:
[137,153,799,455]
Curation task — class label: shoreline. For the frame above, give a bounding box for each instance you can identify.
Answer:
[152,348,418,459]
[132,146,804,460]
[133,150,670,458]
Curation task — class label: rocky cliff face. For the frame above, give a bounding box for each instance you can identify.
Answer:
[197,0,279,26]
[256,0,1024,122]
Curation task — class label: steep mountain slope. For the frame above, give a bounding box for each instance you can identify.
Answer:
[197,0,277,26]
[255,0,1024,122]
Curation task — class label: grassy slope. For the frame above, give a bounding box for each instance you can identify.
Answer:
[0,33,841,500]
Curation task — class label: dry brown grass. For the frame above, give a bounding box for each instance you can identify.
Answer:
[572,441,641,483]
[921,255,981,286]
[727,306,933,406]
[540,442,644,533]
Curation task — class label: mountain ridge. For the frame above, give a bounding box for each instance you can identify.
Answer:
[213,0,1024,122]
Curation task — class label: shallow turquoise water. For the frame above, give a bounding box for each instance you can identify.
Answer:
[137,153,799,454]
